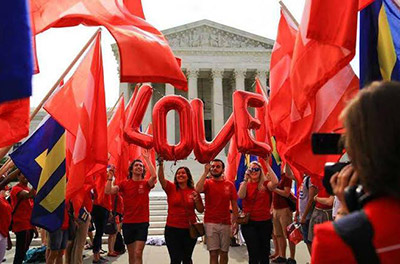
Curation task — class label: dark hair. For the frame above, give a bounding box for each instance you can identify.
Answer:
[128,159,146,179]
[211,159,225,169]
[174,167,194,189]
[341,81,400,198]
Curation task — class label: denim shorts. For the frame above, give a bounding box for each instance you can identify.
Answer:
[48,229,68,250]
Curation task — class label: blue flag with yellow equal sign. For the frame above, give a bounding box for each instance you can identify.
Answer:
[10,116,66,232]
[360,0,400,88]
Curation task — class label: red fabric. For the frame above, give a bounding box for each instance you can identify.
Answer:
[359,0,374,10]
[10,183,34,233]
[203,179,238,225]
[44,32,108,213]
[165,181,197,229]
[61,206,69,230]
[225,137,241,182]
[118,179,153,223]
[31,0,187,91]
[290,0,357,113]
[82,190,93,212]
[310,177,332,210]
[268,9,298,160]
[272,174,292,210]
[94,190,112,211]
[312,197,400,263]
[0,98,30,148]
[242,181,272,221]
[111,194,123,215]
[0,196,12,237]
[124,0,145,19]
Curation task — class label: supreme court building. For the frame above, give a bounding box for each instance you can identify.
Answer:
[113,19,274,181]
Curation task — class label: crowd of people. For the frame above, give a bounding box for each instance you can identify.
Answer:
[0,81,400,264]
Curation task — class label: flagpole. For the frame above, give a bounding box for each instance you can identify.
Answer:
[0,28,102,175]
[278,0,300,27]
[107,93,124,120]
[30,27,102,121]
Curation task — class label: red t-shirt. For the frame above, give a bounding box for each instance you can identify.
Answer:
[312,197,400,264]
[10,183,34,232]
[311,177,332,210]
[0,196,12,237]
[111,193,124,215]
[165,181,198,229]
[203,178,238,225]
[272,174,292,210]
[243,181,272,221]
[118,179,153,223]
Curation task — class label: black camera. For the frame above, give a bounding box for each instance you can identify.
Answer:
[311,133,344,155]
[323,162,350,195]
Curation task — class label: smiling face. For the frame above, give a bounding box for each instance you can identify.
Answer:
[248,163,262,182]
[210,160,224,178]
[175,168,188,185]
[131,161,144,178]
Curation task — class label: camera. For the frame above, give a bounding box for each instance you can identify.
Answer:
[311,133,344,155]
[323,162,350,195]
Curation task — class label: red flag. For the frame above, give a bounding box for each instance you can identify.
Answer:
[268,9,298,159]
[30,0,187,90]
[290,0,358,113]
[143,124,156,180]
[108,97,125,162]
[0,98,30,147]
[124,0,145,19]
[285,65,359,178]
[44,32,108,210]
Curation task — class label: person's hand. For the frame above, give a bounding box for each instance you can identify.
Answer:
[330,164,358,212]
[299,216,306,225]
[157,156,164,166]
[192,191,200,202]
[204,163,211,174]
[244,172,250,182]
[141,148,151,160]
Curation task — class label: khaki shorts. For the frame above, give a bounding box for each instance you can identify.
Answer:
[204,223,231,252]
[272,207,293,238]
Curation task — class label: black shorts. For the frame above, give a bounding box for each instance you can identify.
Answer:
[122,222,149,245]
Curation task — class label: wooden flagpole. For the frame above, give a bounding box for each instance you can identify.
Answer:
[278,0,300,28]
[107,93,124,120]
[0,28,102,183]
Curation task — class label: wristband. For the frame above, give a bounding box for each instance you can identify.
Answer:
[107,178,113,181]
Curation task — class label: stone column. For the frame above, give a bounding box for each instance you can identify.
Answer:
[165,84,175,144]
[257,70,268,90]
[187,68,199,100]
[119,83,131,104]
[212,69,224,138]
[234,68,247,91]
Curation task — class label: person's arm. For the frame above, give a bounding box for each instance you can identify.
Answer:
[142,149,156,188]
[193,191,204,213]
[157,158,167,190]
[17,187,35,199]
[265,161,279,191]
[314,195,334,206]
[273,186,290,198]
[300,186,318,224]
[231,199,239,224]
[195,163,210,193]
[237,174,249,199]
[105,168,119,195]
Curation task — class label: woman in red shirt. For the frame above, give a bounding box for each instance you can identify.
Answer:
[0,188,11,262]
[312,81,400,263]
[158,158,204,264]
[238,160,278,264]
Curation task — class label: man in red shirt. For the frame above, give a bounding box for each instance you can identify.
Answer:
[105,150,156,264]
[10,172,35,264]
[196,159,238,264]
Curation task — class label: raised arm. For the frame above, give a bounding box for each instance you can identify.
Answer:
[265,158,279,191]
[105,167,119,195]
[237,173,249,199]
[142,148,156,188]
[195,163,210,193]
[17,187,36,199]
[157,158,167,190]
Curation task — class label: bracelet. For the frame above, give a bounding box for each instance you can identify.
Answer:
[107,178,113,181]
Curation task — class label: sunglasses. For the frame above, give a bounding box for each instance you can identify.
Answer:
[249,167,261,172]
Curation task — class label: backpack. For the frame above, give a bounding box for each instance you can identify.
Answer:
[24,246,47,263]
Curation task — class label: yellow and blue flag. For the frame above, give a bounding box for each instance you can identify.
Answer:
[360,0,400,87]
[10,116,66,232]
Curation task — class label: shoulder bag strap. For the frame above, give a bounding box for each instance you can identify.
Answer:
[333,210,380,264]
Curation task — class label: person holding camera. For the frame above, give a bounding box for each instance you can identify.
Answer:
[157,158,204,264]
[312,81,400,263]
[238,160,278,264]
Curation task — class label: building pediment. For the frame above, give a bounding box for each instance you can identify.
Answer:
[162,19,274,51]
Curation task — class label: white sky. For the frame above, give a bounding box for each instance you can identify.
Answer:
[31,0,308,107]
